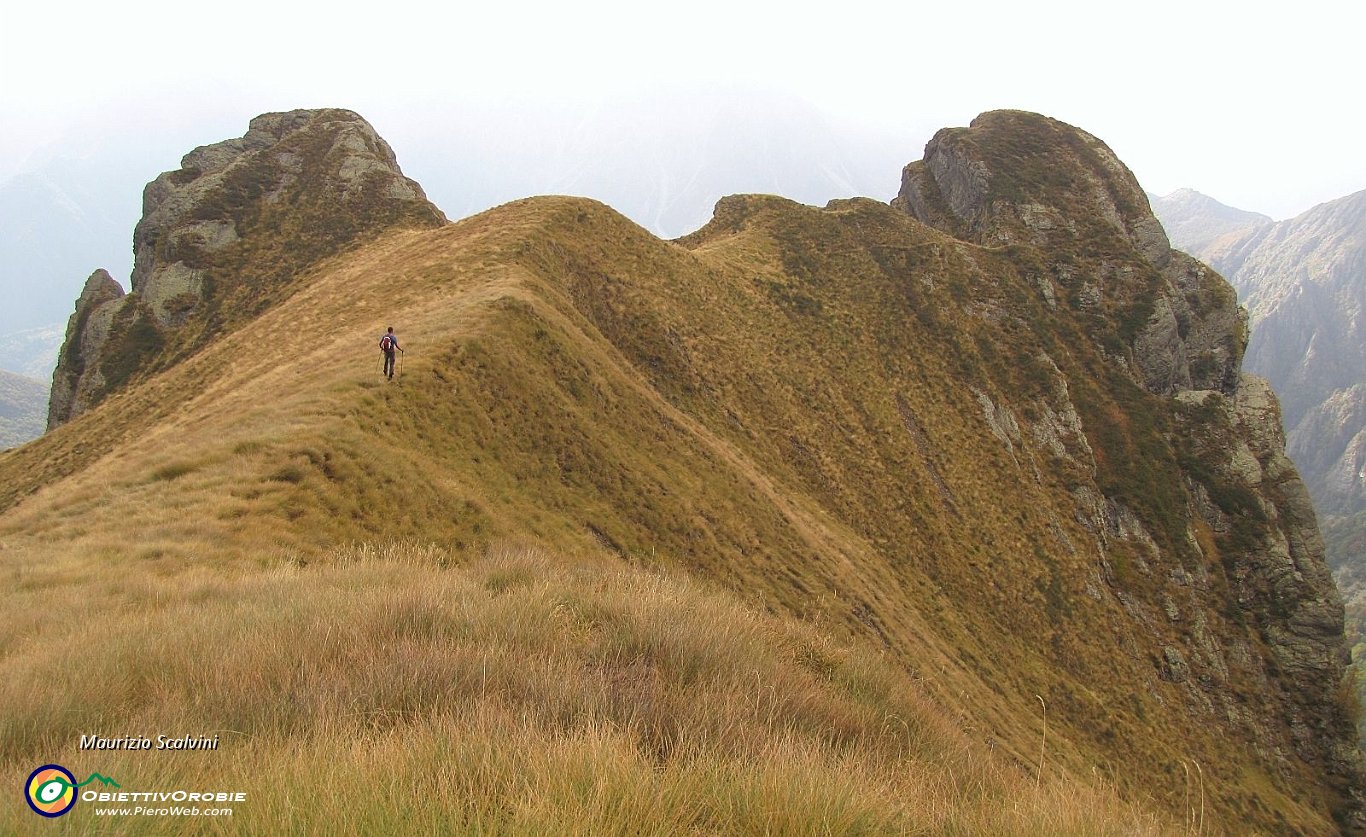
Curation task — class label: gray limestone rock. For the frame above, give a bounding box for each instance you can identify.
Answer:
[47,269,126,429]
[893,111,1246,399]
[891,109,1363,825]
[1160,646,1190,682]
[47,108,448,428]
[131,108,445,327]
[1134,251,1246,396]
[1133,295,1189,393]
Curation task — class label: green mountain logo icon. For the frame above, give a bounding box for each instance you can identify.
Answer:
[77,772,121,789]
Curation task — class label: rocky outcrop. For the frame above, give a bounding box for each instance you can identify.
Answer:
[892,111,1169,264]
[1169,375,1362,812]
[47,269,126,428]
[129,108,445,328]
[1157,189,1366,662]
[893,111,1245,398]
[47,109,446,428]
[894,110,1362,825]
[1227,377,1352,756]
[1133,249,1246,396]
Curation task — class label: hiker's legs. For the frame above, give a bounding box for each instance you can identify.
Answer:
[384,351,395,378]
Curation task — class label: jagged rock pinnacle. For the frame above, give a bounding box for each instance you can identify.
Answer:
[47,269,126,430]
[47,108,446,428]
[893,110,1244,396]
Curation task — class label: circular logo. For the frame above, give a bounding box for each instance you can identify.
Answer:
[25,764,78,817]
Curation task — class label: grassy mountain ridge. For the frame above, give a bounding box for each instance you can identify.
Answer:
[1,541,1166,834]
[0,198,1168,833]
[1,111,1358,831]
[0,194,1341,831]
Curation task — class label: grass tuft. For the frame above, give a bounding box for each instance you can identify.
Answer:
[0,542,1165,835]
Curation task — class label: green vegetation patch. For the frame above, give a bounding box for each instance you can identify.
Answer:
[97,301,165,397]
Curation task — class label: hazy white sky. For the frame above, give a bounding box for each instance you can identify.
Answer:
[2,0,1364,220]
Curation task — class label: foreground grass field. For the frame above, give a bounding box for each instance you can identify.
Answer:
[0,542,1168,834]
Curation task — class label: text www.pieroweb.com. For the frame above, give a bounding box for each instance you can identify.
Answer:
[85,790,242,817]
[92,804,233,817]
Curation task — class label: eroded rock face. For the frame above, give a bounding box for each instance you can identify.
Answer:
[1145,251,1246,395]
[131,108,445,326]
[47,109,446,428]
[894,111,1165,260]
[47,270,126,429]
[894,110,1245,398]
[1157,190,1365,598]
[1199,377,1358,798]
[893,110,1362,826]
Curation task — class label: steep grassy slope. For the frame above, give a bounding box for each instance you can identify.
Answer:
[0,543,1164,835]
[0,188,1351,832]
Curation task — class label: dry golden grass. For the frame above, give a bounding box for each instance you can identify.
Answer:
[0,196,1343,832]
[0,541,1165,835]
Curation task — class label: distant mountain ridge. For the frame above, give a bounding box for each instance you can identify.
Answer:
[0,369,46,449]
[1230,193,1366,427]
[1149,188,1272,263]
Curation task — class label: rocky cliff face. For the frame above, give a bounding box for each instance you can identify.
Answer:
[47,109,446,429]
[896,111,1362,824]
[895,111,1246,398]
[48,269,125,428]
[1157,189,1366,666]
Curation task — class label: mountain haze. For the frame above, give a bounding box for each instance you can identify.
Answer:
[410,92,902,240]
[1,110,1360,832]
[0,153,141,386]
[0,369,45,449]
[1219,192,1365,431]
[1149,188,1272,264]
[0,322,62,381]
[0,93,903,382]
[0,163,131,337]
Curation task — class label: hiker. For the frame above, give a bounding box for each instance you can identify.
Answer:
[380,326,403,379]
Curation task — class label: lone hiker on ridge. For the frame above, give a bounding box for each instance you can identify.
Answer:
[380,326,403,380]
